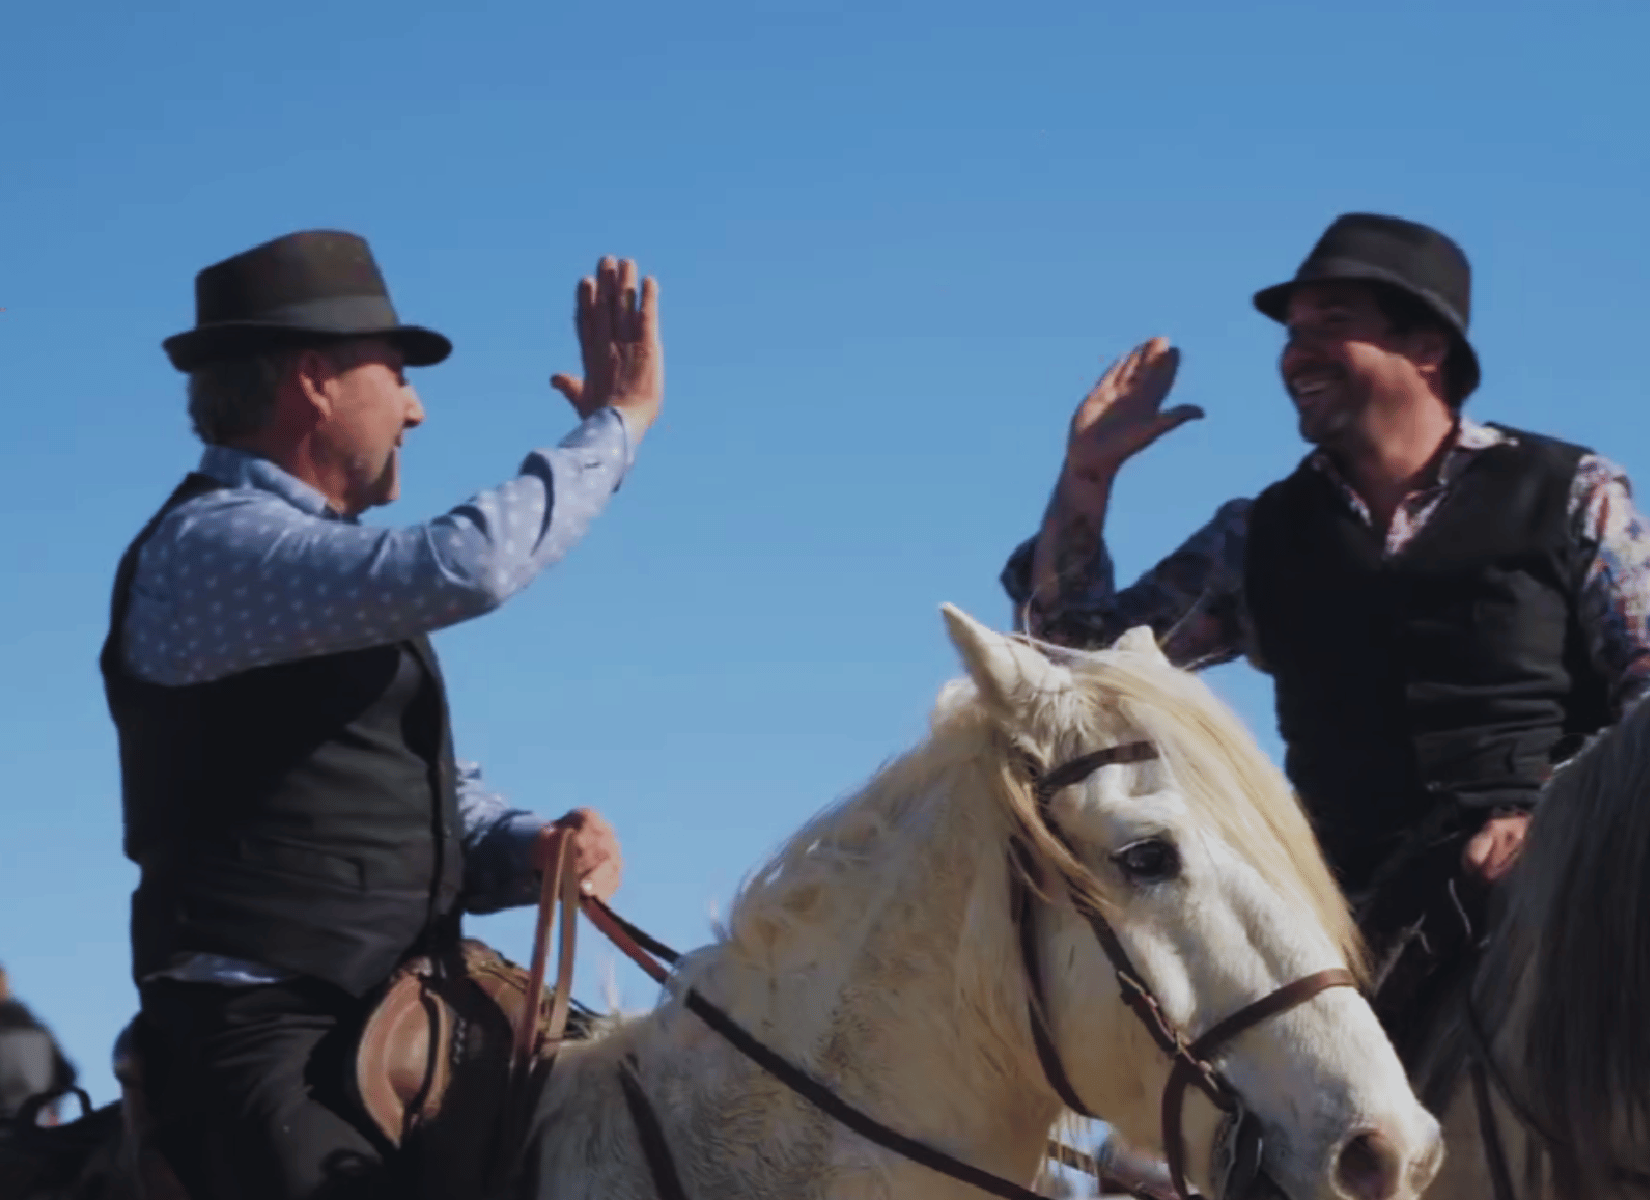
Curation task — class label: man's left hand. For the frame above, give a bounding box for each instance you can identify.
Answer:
[537,807,623,902]
[1462,811,1531,883]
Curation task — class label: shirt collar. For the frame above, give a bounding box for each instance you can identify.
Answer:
[1308,416,1514,489]
[196,445,345,521]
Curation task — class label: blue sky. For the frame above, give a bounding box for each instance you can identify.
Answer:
[2,0,1645,1108]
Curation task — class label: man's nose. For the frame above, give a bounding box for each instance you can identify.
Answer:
[1280,331,1323,373]
[405,386,426,428]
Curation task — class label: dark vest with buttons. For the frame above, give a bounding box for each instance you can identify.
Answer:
[102,474,466,996]
[1244,426,1611,894]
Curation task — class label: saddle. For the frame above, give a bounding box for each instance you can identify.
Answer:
[353,827,583,1199]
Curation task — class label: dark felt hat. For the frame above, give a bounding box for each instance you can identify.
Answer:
[1253,213,1480,397]
[162,230,452,372]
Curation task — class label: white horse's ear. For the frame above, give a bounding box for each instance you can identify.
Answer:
[1114,625,1169,666]
[941,603,1067,712]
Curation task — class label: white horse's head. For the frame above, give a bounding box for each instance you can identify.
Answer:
[940,605,1442,1200]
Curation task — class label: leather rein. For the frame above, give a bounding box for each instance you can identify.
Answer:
[515,739,1355,1200]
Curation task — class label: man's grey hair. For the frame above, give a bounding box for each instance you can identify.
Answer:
[186,338,378,446]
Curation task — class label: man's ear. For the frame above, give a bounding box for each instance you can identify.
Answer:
[284,347,339,425]
[1406,325,1451,379]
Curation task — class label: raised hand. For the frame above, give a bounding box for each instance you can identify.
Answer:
[550,256,664,438]
[1062,337,1201,492]
[1028,338,1202,630]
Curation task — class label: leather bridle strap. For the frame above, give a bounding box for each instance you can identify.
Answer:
[620,1053,692,1200]
[1020,738,1359,1200]
[1010,839,1099,1117]
[584,894,679,985]
[585,893,1161,1200]
[1158,968,1356,1200]
[1033,739,1162,794]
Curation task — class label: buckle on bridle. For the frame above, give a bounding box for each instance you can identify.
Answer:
[1212,1102,1267,1200]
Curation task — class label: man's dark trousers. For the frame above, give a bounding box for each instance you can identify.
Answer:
[138,977,402,1200]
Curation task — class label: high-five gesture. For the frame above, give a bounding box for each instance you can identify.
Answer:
[551,256,664,438]
[1062,337,1201,493]
[1030,338,1202,619]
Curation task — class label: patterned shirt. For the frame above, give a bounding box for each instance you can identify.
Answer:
[122,406,636,983]
[1001,419,1650,714]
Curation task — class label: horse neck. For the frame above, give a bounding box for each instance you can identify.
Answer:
[668,760,1063,1192]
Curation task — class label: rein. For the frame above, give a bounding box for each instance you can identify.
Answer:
[584,896,1096,1200]
[527,738,1353,1200]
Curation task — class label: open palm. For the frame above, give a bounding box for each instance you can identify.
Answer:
[1065,337,1202,481]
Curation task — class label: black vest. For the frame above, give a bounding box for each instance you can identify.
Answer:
[1245,427,1611,894]
[102,474,466,996]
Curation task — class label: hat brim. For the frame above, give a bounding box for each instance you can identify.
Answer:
[1252,260,1481,399]
[162,321,452,372]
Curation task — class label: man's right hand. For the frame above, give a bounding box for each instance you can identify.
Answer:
[1027,338,1201,626]
[1058,337,1201,506]
[551,256,665,439]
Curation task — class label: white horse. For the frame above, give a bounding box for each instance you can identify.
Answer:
[1417,694,1650,1199]
[520,606,1442,1200]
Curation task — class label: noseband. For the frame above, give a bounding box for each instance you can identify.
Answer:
[1010,739,1357,1200]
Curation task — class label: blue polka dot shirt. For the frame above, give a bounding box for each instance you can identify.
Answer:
[125,406,635,984]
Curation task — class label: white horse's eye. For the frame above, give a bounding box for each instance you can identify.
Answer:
[1113,838,1181,884]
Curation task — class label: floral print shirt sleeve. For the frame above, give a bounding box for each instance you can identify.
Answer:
[1569,454,1650,715]
[1000,439,1650,711]
[999,496,1258,671]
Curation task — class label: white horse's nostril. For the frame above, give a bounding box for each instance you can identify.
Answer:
[1334,1130,1402,1200]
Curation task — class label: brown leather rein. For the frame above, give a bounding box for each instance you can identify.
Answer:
[516,739,1355,1200]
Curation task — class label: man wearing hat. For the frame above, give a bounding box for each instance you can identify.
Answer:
[102,230,661,1198]
[1000,213,1650,1064]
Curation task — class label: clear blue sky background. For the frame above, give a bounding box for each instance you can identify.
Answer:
[2,0,1644,1108]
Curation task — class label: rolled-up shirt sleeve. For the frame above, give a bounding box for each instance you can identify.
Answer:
[123,407,634,686]
[1000,497,1256,670]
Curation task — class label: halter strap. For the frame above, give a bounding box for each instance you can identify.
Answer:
[1158,969,1355,1199]
[1016,738,1360,1200]
[1031,740,1161,795]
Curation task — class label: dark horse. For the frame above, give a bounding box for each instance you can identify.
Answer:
[1408,695,1650,1198]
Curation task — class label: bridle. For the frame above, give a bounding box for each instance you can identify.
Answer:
[1007,738,1358,1200]
[526,736,1357,1200]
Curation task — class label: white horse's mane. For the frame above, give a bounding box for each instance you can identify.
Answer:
[718,638,1365,996]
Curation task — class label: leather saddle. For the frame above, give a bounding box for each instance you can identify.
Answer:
[354,830,585,1198]
[354,938,556,1151]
